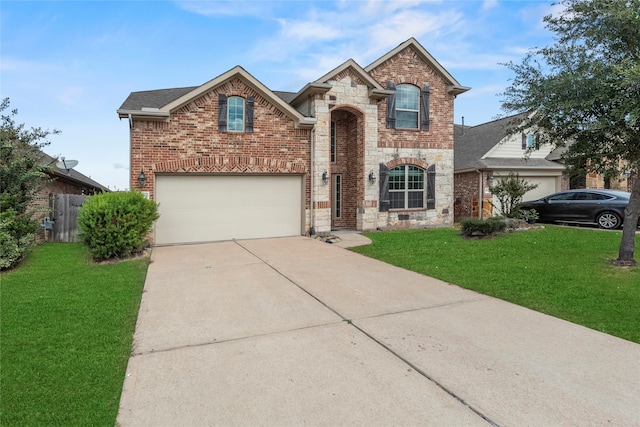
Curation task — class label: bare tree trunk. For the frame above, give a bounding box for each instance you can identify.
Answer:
[616,176,639,266]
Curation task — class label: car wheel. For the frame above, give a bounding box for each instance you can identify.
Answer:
[597,211,621,229]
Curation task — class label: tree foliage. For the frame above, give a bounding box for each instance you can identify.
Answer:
[490,172,538,218]
[0,98,59,270]
[500,0,640,265]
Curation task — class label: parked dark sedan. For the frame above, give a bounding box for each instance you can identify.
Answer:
[520,189,633,229]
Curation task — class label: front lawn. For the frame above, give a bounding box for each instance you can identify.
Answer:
[352,225,640,344]
[0,243,149,426]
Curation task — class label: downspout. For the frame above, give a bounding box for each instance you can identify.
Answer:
[476,169,484,220]
[128,114,133,191]
[309,128,316,235]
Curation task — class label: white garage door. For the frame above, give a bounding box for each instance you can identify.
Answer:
[521,176,559,201]
[155,175,303,245]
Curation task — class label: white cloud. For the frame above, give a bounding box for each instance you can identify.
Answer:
[462,83,504,98]
[0,57,62,73]
[175,0,274,17]
[276,18,343,42]
[367,9,464,53]
[481,0,499,13]
[57,86,86,106]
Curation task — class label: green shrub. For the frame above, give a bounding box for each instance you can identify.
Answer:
[460,217,507,237]
[0,209,37,270]
[78,191,159,261]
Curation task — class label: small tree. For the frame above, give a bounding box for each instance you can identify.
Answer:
[489,172,538,218]
[77,191,159,261]
[0,98,58,270]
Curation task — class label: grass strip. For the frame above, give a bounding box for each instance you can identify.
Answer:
[1,243,148,426]
[352,226,640,344]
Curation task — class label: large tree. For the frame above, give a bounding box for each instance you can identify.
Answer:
[501,0,640,266]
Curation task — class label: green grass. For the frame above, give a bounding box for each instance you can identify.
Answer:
[1,243,149,426]
[352,226,640,344]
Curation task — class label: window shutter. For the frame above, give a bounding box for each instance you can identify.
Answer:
[218,94,228,132]
[521,133,527,149]
[379,163,390,212]
[245,96,254,133]
[420,86,430,130]
[386,81,396,129]
[426,164,436,209]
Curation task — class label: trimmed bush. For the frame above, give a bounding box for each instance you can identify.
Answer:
[460,217,507,237]
[78,191,159,261]
[0,209,37,270]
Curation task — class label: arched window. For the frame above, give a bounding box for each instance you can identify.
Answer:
[218,95,254,133]
[395,84,419,129]
[228,96,245,132]
[385,82,430,130]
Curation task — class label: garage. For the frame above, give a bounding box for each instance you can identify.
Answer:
[154,174,303,245]
[520,176,560,201]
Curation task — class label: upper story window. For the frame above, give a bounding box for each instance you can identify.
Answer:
[521,133,536,149]
[395,85,419,129]
[218,94,254,133]
[386,81,430,130]
[228,97,245,132]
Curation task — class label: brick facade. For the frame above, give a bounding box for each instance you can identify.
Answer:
[122,38,467,242]
[131,79,312,202]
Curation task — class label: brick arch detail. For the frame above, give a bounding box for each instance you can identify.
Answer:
[152,155,307,174]
[329,104,364,118]
[386,157,429,170]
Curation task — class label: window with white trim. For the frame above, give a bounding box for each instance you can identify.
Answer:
[228,96,245,132]
[395,85,420,129]
[389,165,425,209]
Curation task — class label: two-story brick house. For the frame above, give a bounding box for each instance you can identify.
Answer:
[118,38,469,245]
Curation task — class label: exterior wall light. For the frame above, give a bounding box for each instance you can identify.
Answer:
[137,169,147,187]
[486,175,494,186]
[368,171,376,184]
[322,170,329,184]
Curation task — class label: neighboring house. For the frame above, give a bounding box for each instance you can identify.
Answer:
[118,38,469,245]
[32,152,109,240]
[453,113,565,219]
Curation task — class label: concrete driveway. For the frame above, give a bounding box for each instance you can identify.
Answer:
[117,236,640,426]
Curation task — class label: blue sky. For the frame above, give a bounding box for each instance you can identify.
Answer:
[1,0,560,190]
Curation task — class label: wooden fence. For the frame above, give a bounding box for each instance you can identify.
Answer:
[50,194,87,242]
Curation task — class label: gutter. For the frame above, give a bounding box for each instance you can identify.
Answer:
[117,108,170,120]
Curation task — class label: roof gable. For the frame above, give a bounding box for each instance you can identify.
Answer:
[118,66,315,128]
[454,112,563,171]
[365,38,469,95]
[289,59,393,107]
[316,59,384,90]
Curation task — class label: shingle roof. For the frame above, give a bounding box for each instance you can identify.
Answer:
[40,152,110,192]
[454,113,529,171]
[118,86,198,111]
[272,91,297,104]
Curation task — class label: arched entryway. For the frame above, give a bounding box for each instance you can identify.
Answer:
[329,107,364,229]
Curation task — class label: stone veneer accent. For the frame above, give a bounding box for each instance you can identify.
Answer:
[127,42,461,238]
